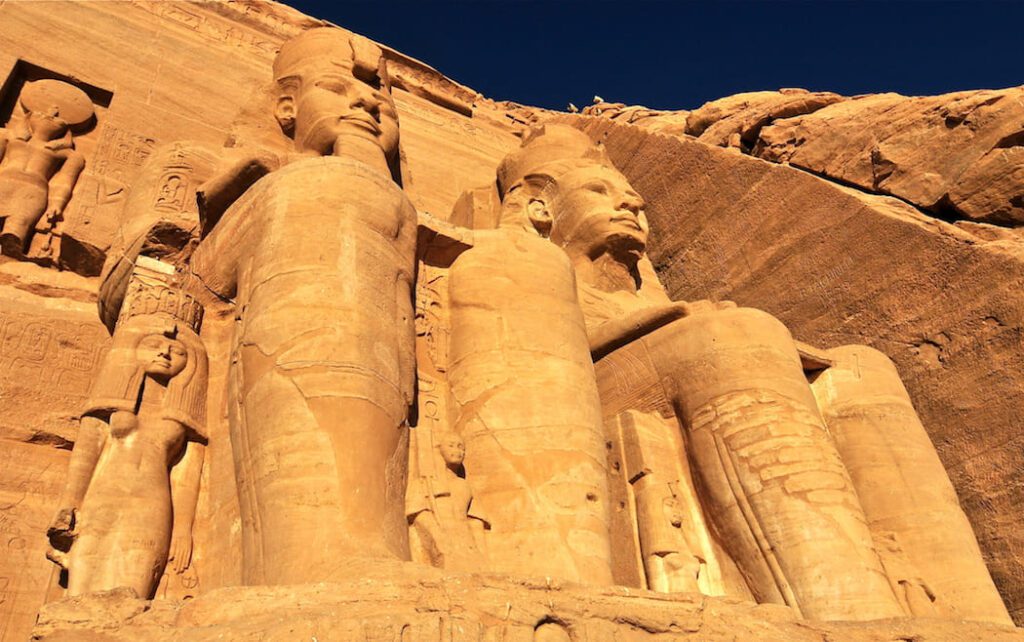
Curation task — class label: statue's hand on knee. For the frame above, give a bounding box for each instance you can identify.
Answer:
[46,506,77,567]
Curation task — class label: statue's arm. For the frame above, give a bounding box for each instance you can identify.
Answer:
[196,152,278,234]
[48,414,108,563]
[0,129,8,162]
[59,414,107,509]
[589,300,737,360]
[168,440,205,574]
[188,154,279,300]
[589,302,690,360]
[47,150,86,217]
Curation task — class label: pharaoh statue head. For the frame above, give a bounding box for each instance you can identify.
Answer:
[272,27,400,175]
[497,125,649,266]
[16,79,94,144]
[436,431,467,473]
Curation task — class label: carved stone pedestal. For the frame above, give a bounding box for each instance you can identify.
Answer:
[33,564,1024,642]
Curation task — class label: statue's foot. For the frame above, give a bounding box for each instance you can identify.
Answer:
[0,231,26,257]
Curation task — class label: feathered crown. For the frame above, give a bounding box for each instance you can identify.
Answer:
[116,257,203,334]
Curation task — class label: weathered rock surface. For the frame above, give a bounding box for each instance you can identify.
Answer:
[558,114,1024,623]
[755,87,1024,225]
[32,563,1024,641]
[589,87,1024,227]
[686,88,845,148]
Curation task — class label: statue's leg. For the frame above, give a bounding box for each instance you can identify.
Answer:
[811,345,1012,625]
[642,308,902,621]
[67,478,171,598]
[0,175,47,255]
[447,230,613,586]
[217,159,417,584]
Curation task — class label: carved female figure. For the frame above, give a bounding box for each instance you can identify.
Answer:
[0,79,92,255]
[406,432,489,571]
[47,312,207,598]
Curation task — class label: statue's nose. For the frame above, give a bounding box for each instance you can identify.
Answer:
[351,92,381,117]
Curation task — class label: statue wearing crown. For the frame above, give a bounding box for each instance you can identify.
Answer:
[47,258,208,599]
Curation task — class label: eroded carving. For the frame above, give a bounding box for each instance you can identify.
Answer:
[481,124,1012,624]
[0,79,92,257]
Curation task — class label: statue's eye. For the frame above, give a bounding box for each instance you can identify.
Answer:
[314,79,349,94]
[584,183,608,195]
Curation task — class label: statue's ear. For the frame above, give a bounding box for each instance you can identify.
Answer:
[274,77,299,134]
[520,173,555,237]
[526,197,552,238]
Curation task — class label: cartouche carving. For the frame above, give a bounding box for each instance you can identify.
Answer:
[46,261,207,598]
[0,79,92,256]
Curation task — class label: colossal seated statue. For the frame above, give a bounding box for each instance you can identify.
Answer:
[477,124,1011,624]
[185,27,418,584]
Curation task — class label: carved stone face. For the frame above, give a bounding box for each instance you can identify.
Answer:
[548,165,648,261]
[27,105,69,141]
[137,334,188,379]
[438,433,466,466]
[663,497,684,528]
[278,66,399,158]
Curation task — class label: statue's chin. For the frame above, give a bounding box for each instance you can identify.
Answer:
[605,232,646,263]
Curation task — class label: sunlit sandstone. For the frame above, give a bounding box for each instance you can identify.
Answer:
[0,2,1019,640]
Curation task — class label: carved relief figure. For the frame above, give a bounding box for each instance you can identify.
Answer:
[97,141,224,331]
[187,27,417,584]
[46,279,207,598]
[631,474,703,594]
[406,431,489,571]
[488,125,1010,624]
[0,79,92,256]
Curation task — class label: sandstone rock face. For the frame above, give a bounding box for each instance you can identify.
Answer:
[0,1,1021,640]
[756,87,1024,226]
[685,88,844,148]
[590,87,1024,227]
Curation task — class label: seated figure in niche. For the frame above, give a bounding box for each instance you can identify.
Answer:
[0,79,92,256]
[406,431,489,571]
[46,304,207,598]
[486,125,1011,624]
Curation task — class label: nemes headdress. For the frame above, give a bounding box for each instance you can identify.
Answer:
[495,124,610,198]
[273,27,385,86]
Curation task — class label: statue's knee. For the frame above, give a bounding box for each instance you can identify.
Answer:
[713,306,794,345]
[829,344,900,374]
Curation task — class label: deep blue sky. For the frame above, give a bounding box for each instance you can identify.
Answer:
[286,1,1023,111]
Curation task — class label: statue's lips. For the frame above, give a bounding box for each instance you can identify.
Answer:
[337,114,381,136]
[610,214,643,231]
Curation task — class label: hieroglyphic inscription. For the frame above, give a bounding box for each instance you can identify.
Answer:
[130,1,281,58]
[0,307,109,441]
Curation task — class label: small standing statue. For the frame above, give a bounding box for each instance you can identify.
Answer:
[47,272,207,598]
[406,431,489,571]
[632,474,704,594]
[0,79,92,256]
